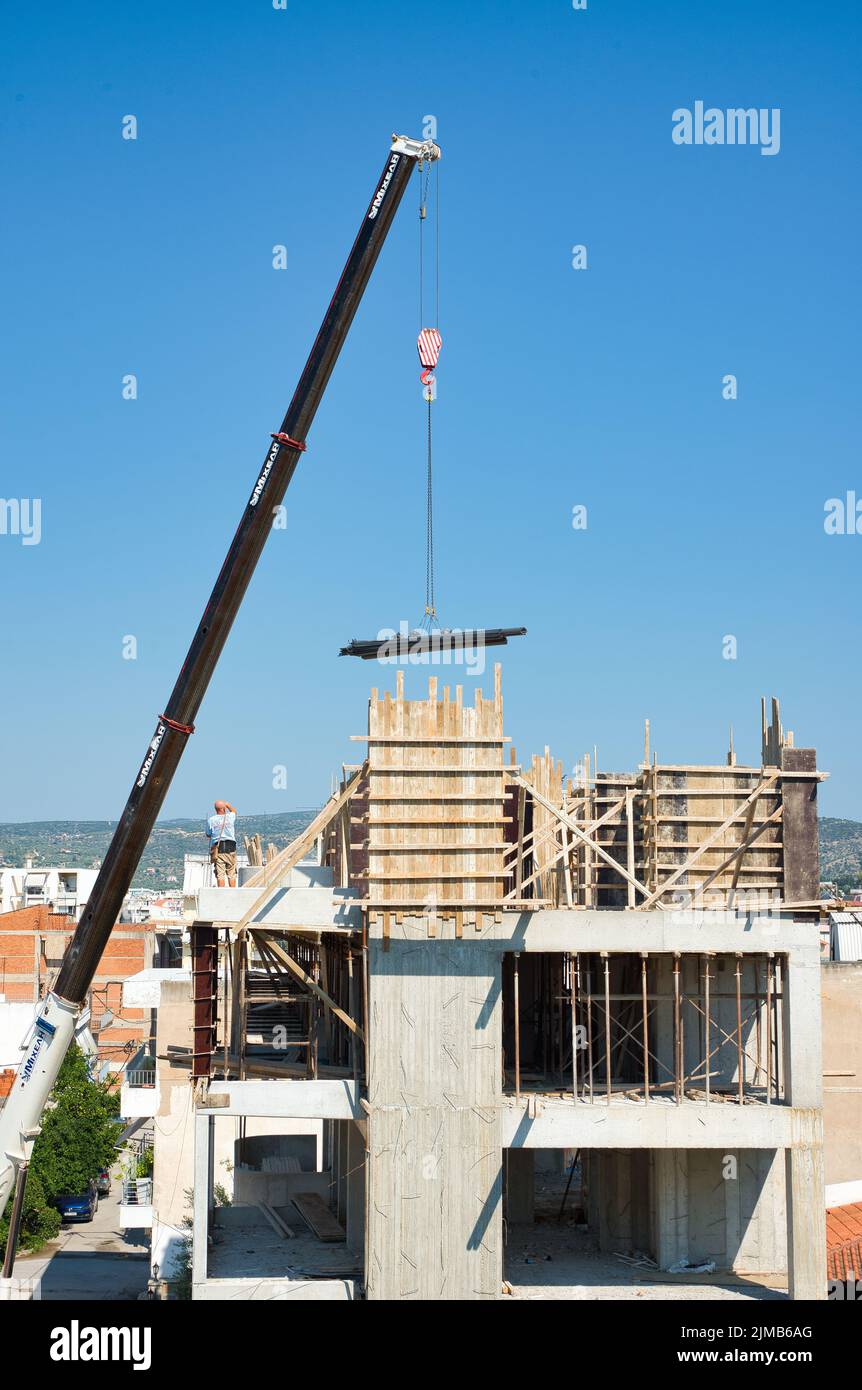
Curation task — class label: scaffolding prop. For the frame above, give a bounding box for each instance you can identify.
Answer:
[503,950,785,1107]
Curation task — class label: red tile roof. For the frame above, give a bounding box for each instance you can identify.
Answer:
[826,1203,862,1281]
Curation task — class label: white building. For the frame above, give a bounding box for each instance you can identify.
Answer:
[181,853,250,914]
[123,891,185,925]
[0,862,99,918]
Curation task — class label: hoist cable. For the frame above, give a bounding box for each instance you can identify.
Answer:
[425,397,435,624]
[418,157,439,630]
[435,159,440,330]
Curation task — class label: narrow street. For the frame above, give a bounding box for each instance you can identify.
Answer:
[13,1184,149,1300]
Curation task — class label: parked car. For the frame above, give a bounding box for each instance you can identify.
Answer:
[96,1170,112,1197]
[53,1180,98,1223]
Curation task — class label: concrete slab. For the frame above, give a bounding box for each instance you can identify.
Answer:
[196,885,362,931]
[122,968,191,1010]
[366,910,821,956]
[500,1095,797,1149]
[199,1078,361,1119]
[194,1277,357,1300]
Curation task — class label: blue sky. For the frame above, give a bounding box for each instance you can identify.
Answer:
[1,0,859,823]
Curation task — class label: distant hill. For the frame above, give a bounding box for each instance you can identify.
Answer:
[819,817,862,895]
[1,810,859,895]
[0,810,318,889]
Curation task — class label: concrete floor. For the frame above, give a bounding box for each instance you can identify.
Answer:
[209,1205,361,1281]
[504,1225,787,1301]
[504,1171,787,1302]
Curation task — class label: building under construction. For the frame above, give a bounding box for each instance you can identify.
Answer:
[128,668,826,1301]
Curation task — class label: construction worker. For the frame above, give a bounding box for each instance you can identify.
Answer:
[207,800,238,887]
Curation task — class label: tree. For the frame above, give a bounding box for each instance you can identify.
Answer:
[0,1045,123,1261]
[30,1044,122,1204]
[0,1168,60,1258]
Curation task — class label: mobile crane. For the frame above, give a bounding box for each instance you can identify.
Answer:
[0,133,440,1270]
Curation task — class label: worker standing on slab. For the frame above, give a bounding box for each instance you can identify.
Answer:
[207,800,238,887]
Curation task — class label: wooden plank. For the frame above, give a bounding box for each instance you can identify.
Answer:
[362,842,510,852]
[365,793,506,801]
[350,734,511,743]
[357,871,509,881]
[361,897,550,909]
[626,789,636,908]
[256,1201,295,1239]
[354,817,513,826]
[366,765,514,774]
[291,1192,346,1243]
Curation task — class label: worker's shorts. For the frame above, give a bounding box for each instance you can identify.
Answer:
[213,844,237,880]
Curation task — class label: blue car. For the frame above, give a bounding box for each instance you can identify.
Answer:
[53,1180,98,1223]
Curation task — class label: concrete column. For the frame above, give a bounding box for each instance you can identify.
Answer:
[584,1152,600,1231]
[335,1120,348,1225]
[783,947,823,1109]
[786,1112,827,1301]
[631,1150,652,1252]
[597,1150,633,1252]
[781,943,825,1299]
[365,939,502,1301]
[505,1149,535,1224]
[653,1149,688,1269]
[345,1121,366,1255]
[191,1112,212,1290]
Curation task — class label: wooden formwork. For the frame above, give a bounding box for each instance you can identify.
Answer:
[639,763,784,907]
[354,664,526,929]
[589,772,643,908]
[504,696,823,912]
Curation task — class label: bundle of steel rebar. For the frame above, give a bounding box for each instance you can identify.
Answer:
[339,626,527,659]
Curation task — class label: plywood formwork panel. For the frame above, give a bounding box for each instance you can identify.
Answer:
[641,765,785,908]
[361,667,510,915]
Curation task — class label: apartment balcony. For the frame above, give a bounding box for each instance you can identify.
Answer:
[120,1067,160,1119]
[119,1178,153,1230]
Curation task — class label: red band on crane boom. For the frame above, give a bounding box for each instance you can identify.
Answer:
[159,715,196,736]
[270,433,307,451]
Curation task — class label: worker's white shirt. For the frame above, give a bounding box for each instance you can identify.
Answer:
[207,812,236,844]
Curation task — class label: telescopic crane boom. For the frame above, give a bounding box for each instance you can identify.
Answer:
[0,134,440,1255]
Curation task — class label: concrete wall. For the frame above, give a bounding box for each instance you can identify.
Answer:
[596,1150,651,1254]
[588,1147,787,1274]
[821,962,862,1188]
[365,939,503,1300]
[681,1148,786,1273]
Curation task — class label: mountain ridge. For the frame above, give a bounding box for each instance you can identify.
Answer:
[1,813,859,894]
